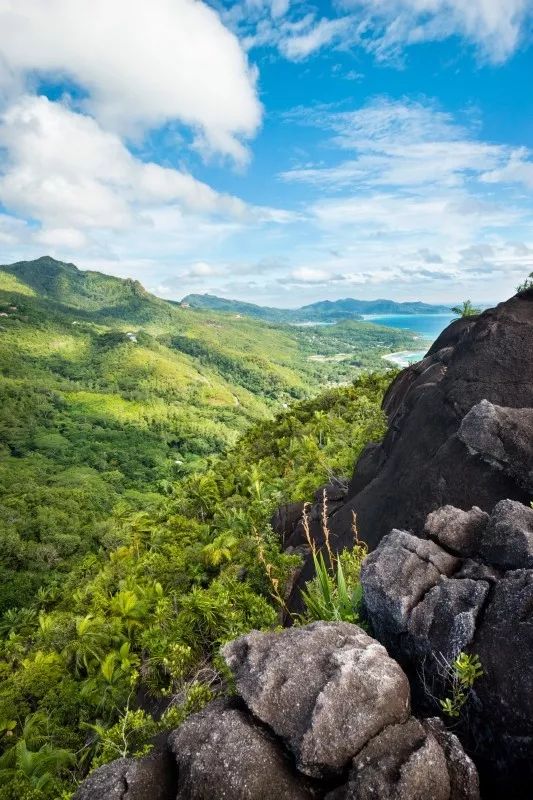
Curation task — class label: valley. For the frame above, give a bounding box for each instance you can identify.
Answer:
[0,256,418,613]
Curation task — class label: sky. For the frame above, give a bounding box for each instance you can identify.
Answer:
[0,1,532,306]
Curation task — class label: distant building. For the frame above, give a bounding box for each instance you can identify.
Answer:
[126,332,138,342]
[180,302,190,308]
[0,312,8,317]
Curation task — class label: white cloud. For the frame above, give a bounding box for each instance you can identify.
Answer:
[0,0,261,163]
[280,98,524,191]
[279,17,353,59]
[481,147,533,188]
[343,0,532,64]
[270,0,291,19]
[0,95,252,232]
[235,0,532,64]
[184,261,224,277]
[289,266,334,282]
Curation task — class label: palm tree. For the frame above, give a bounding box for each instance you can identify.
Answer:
[451,300,480,317]
[64,614,109,676]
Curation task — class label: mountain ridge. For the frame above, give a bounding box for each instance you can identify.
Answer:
[182,292,453,322]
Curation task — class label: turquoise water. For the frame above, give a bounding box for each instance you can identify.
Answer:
[363,313,456,368]
[362,313,455,340]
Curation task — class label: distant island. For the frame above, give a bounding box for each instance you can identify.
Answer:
[182,293,454,323]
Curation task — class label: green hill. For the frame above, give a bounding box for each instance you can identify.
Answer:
[0,256,420,797]
[0,370,393,799]
[0,256,418,611]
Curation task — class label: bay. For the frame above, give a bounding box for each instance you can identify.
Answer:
[362,312,456,339]
[363,313,457,368]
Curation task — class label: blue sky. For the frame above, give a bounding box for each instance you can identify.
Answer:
[0,0,532,306]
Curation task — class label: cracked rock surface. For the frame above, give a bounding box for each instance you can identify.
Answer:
[222,622,411,777]
[74,623,479,800]
[169,699,314,800]
[361,500,533,797]
[73,747,177,800]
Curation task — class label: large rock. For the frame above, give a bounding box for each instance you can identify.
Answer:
[422,718,481,800]
[458,401,533,493]
[72,747,176,800]
[477,498,533,569]
[74,623,479,800]
[169,700,313,800]
[273,293,533,563]
[360,530,460,650]
[424,506,489,558]
[222,621,410,777]
[326,716,478,800]
[347,294,533,547]
[361,500,533,797]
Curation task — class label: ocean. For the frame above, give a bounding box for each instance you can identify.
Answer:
[362,312,456,340]
[363,313,456,368]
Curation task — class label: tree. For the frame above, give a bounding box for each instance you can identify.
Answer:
[451,300,480,317]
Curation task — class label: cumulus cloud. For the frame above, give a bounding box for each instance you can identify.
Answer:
[0,95,251,232]
[0,0,261,163]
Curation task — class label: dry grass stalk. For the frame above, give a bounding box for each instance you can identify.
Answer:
[320,489,337,567]
[301,502,316,555]
[252,526,290,616]
[351,511,367,555]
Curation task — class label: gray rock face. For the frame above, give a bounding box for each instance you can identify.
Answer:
[424,506,489,557]
[223,622,410,777]
[478,498,533,569]
[72,748,176,800]
[422,718,480,800]
[326,718,453,800]
[361,500,533,797]
[272,293,533,569]
[74,622,479,800]
[360,530,460,647]
[169,700,313,800]
[458,401,533,492]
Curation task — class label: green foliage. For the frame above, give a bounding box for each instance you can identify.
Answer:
[0,257,398,797]
[183,292,452,322]
[0,257,413,610]
[439,652,484,718]
[516,271,533,293]
[451,300,480,317]
[0,371,393,796]
[299,500,368,625]
[301,551,361,624]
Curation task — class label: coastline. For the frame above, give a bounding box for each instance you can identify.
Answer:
[382,350,427,368]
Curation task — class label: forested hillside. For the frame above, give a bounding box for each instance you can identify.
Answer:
[0,257,416,612]
[0,369,393,799]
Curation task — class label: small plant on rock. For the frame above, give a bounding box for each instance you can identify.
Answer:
[438,652,484,718]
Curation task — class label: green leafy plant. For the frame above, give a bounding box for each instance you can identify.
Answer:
[300,499,367,624]
[451,300,480,317]
[439,652,484,718]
